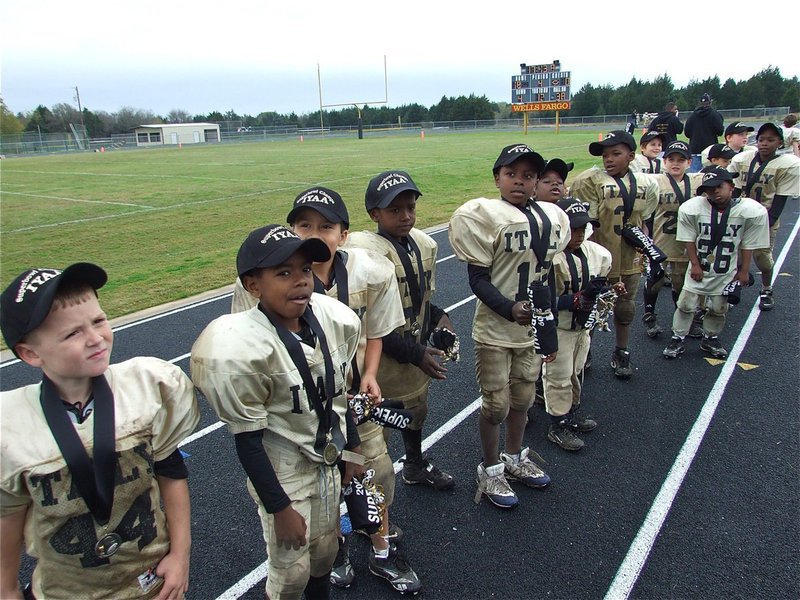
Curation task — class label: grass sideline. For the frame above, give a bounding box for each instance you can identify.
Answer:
[1,129,607,327]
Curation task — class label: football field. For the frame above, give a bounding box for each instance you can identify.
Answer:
[0,130,600,320]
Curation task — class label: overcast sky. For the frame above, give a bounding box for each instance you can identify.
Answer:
[2,0,798,118]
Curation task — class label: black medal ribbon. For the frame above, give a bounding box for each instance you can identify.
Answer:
[330,251,362,394]
[378,229,427,336]
[259,305,344,458]
[667,174,692,206]
[706,203,732,264]
[40,375,116,525]
[744,154,775,200]
[520,200,553,269]
[564,248,590,329]
[613,171,638,224]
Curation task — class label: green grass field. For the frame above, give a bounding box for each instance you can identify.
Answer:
[1,129,606,322]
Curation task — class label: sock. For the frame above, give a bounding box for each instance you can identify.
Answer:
[373,544,390,559]
[401,428,423,465]
[643,290,658,314]
[504,451,521,463]
[615,346,627,353]
[303,574,331,600]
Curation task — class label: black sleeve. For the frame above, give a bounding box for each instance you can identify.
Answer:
[153,448,188,479]
[732,188,742,198]
[767,195,788,227]
[234,430,291,514]
[428,303,446,330]
[382,331,426,366]
[673,116,684,135]
[684,115,694,138]
[467,264,515,321]
[714,112,724,135]
[344,407,361,449]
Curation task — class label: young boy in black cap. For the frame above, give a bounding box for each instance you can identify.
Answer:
[632,131,667,174]
[641,140,704,339]
[544,198,618,450]
[191,226,362,600]
[704,143,737,169]
[700,122,755,167]
[449,144,570,508]
[663,167,769,359]
[347,171,457,492]
[728,122,800,310]
[0,264,199,600]
[230,188,420,593]
[570,130,659,379]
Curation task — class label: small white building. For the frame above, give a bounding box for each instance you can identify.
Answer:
[134,123,221,146]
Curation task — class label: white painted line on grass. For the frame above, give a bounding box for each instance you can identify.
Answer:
[2,191,152,208]
[604,216,800,600]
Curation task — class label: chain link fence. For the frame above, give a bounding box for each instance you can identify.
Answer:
[1,106,791,156]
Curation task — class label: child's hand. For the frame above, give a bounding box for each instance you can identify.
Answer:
[542,351,558,364]
[420,347,447,379]
[612,282,627,295]
[690,263,704,282]
[155,548,190,600]
[274,505,307,550]
[359,375,382,404]
[511,301,532,326]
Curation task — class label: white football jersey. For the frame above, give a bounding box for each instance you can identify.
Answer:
[570,167,659,277]
[449,198,570,347]
[651,172,704,261]
[551,240,612,331]
[345,229,437,400]
[728,152,800,210]
[191,293,360,462]
[676,196,769,295]
[0,358,199,600]
[632,153,663,174]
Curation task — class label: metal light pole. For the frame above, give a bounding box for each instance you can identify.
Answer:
[74,86,86,143]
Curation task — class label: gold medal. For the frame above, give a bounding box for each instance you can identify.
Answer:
[323,442,339,465]
[95,532,122,558]
[707,253,715,264]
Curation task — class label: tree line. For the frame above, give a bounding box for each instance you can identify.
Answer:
[1,67,796,137]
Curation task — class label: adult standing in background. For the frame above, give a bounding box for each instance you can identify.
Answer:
[626,109,638,135]
[684,93,724,172]
[648,102,684,145]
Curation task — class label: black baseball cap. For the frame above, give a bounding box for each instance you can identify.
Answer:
[589,130,637,155]
[236,224,330,278]
[640,130,667,146]
[1,263,107,355]
[286,187,349,229]
[700,93,712,103]
[365,171,422,211]
[757,122,783,140]
[556,197,591,229]
[540,158,574,182]
[708,144,736,160]
[697,166,735,193]
[725,122,755,136]
[663,140,691,159]
[492,144,545,175]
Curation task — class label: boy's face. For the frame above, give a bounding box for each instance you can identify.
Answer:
[494,159,538,206]
[602,145,635,177]
[710,156,732,169]
[534,170,564,203]
[642,140,662,158]
[726,132,748,151]
[567,225,586,250]
[757,132,782,158]
[17,294,113,385]
[291,208,348,260]
[664,153,690,178]
[369,190,418,238]
[244,253,313,328]
[705,182,734,208]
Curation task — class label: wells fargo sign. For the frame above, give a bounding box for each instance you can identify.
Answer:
[511,102,571,112]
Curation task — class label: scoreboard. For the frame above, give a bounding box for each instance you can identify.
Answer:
[511,60,571,111]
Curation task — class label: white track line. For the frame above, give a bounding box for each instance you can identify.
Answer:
[604,216,800,600]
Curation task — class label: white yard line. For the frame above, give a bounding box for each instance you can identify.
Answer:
[604,216,800,600]
[1,191,151,208]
